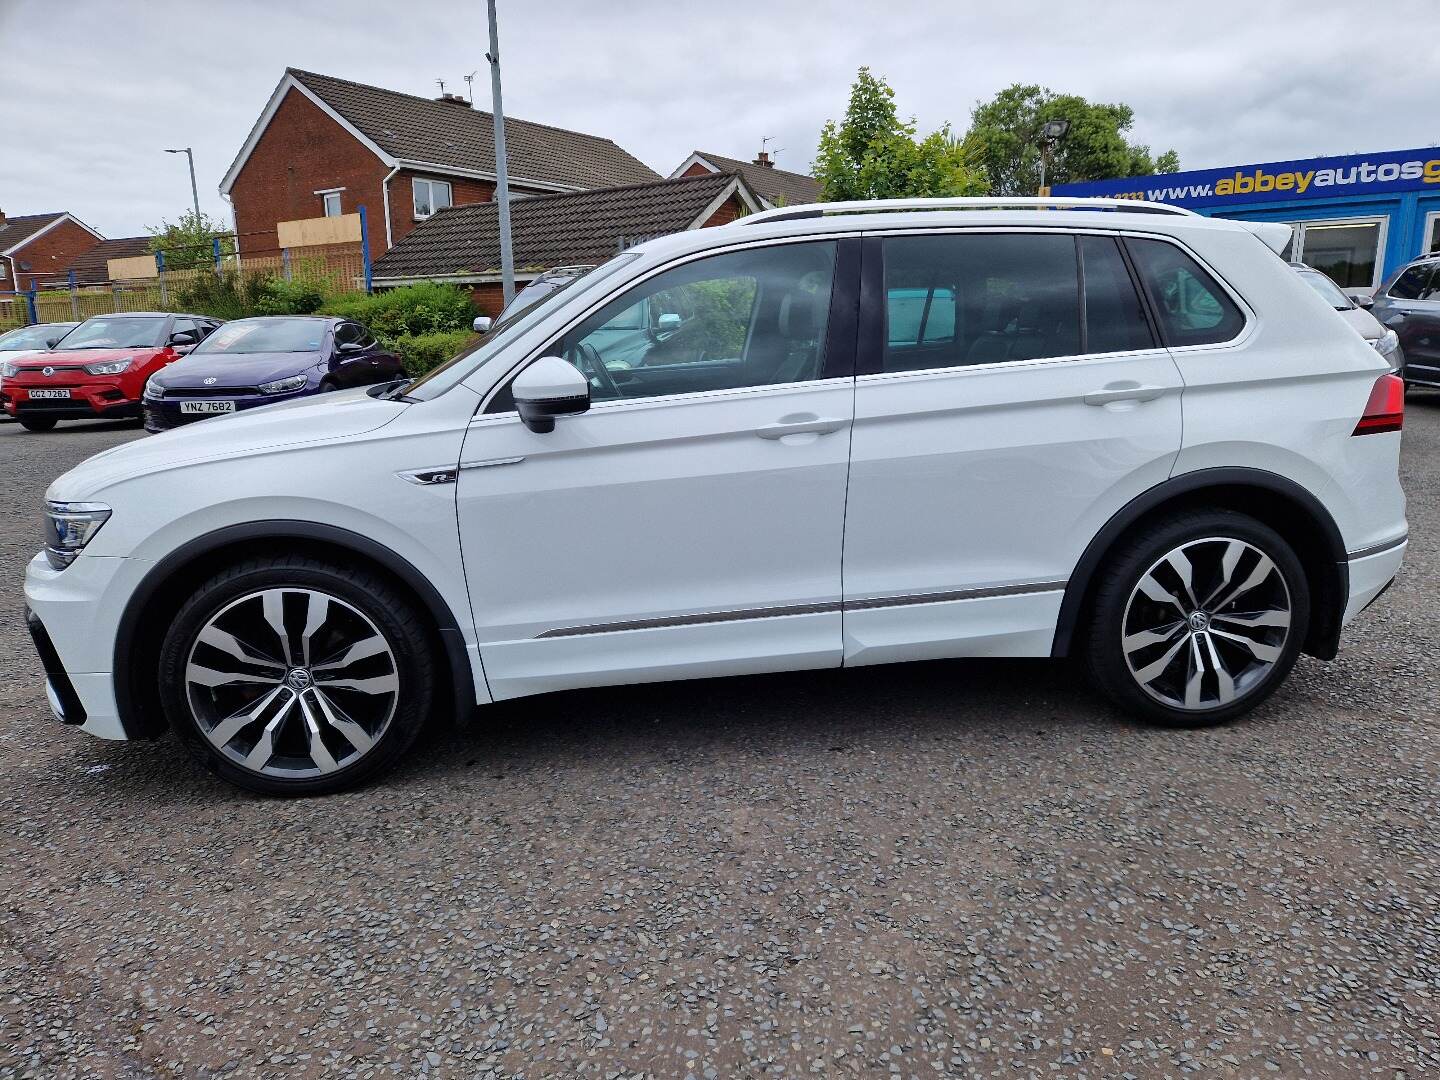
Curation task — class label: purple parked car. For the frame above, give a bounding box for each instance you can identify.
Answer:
[142,316,403,432]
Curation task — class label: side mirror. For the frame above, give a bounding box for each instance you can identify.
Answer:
[44,337,59,349]
[512,356,590,434]
[1353,294,1376,310]
[337,340,365,354]
[656,313,682,333]
[169,330,198,347]
[473,316,493,334]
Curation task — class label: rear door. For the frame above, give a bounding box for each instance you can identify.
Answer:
[842,229,1185,666]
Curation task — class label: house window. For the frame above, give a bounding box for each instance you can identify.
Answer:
[413,178,452,219]
[322,191,342,217]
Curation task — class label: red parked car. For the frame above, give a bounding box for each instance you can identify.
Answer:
[1,311,222,431]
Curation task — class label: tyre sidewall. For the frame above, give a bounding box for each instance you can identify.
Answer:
[159,561,434,796]
[1086,511,1311,728]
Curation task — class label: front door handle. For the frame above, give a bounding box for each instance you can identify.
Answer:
[755,414,848,439]
[1083,382,1167,406]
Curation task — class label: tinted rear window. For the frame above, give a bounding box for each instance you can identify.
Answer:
[1387,264,1435,300]
[1127,238,1246,347]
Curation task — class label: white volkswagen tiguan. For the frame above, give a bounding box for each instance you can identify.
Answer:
[25,198,1407,796]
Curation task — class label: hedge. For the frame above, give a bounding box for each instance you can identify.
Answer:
[391,330,477,376]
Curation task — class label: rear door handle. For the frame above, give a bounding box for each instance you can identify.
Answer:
[755,415,848,439]
[1083,382,1167,406]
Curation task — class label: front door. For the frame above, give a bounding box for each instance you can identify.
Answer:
[458,238,858,700]
[842,230,1185,665]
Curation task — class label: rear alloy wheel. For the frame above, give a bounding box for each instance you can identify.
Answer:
[160,557,434,795]
[19,416,58,432]
[1084,511,1309,727]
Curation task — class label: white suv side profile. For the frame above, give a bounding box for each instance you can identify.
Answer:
[25,198,1407,796]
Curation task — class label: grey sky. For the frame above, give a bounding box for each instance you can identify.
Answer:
[3,0,1437,238]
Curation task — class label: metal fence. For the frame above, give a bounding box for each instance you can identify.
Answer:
[1,207,375,333]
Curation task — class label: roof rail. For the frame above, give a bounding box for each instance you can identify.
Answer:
[736,196,1199,226]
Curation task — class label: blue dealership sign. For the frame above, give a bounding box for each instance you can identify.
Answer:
[1054,146,1440,209]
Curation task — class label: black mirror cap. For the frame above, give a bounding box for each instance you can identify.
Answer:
[517,393,589,434]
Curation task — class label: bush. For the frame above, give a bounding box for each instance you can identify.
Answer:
[391,330,477,376]
[174,270,326,320]
[321,282,475,340]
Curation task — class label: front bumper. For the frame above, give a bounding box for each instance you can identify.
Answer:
[3,375,140,420]
[23,551,142,741]
[144,387,311,432]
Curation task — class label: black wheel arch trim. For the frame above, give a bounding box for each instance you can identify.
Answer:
[1050,467,1349,662]
[113,520,474,739]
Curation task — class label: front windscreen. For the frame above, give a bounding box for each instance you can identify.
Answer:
[194,319,326,354]
[0,324,74,351]
[59,317,166,350]
[405,253,641,400]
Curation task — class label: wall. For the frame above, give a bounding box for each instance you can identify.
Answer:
[700,194,745,227]
[8,219,103,291]
[388,171,496,254]
[229,88,388,255]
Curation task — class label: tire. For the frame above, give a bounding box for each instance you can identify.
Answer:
[158,555,436,796]
[19,416,58,432]
[1082,509,1310,728]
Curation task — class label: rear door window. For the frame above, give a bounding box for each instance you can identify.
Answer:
[1126,238,1246,347]
[1079,235,1155,353]
[880,233,1081,371]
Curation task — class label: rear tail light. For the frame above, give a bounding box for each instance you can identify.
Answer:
[1352,373,1404,436]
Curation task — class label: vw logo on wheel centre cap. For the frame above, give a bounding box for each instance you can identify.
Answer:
[286,669,314,691]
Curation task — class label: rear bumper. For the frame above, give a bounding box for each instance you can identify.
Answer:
[1343,534,1406,624]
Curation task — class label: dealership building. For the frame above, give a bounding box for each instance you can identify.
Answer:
[1054,146,1440,291]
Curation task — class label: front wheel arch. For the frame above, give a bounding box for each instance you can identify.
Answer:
[115,522,473,740]
[1052,469,1348,663]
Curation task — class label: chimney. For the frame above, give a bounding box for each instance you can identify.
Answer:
[435,93,471,107]
[0,207,7,226]
[753,151,774,169]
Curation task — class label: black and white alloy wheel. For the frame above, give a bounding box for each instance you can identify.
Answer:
[161,557,434,795]
[185,588,398,780]
[1085,511,1309,727]
[1121,537,1292,710]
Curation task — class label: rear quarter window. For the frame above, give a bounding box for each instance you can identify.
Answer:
[1126,237,1246,347]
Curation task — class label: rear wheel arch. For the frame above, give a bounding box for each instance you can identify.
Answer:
[114,522,473,739]
[1052,468,1348,662]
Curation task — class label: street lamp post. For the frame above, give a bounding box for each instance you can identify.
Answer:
[1037,119,1070,196]
[486,0,516,308]
[164,147,203,232]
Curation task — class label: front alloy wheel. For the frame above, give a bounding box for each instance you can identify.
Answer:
[1084,510,1309,727]
[161,556,434,795]
[185,588,398,780]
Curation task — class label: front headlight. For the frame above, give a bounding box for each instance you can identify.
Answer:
[1371,329,1400,356]
[83,357,133,375]
[258,374,308,395]
[142,377,163,400]
[1,360,16,378]
[43,501,112,570]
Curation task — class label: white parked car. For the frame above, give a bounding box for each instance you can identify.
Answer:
[26,198,1407,795]
[1290,262,1403,373]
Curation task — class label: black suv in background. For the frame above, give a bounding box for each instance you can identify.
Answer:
[1367,251,1440,388]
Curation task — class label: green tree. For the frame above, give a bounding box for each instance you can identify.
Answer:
[967,84,1180,195]
[814,68,987,201]
[146,209,234,270]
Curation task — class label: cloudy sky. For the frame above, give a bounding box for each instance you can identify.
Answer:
[3,0,1437,238]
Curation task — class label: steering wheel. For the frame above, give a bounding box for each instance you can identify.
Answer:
[575,342,621,399]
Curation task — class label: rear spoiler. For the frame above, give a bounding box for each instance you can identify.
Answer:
[1235,220,1293,256]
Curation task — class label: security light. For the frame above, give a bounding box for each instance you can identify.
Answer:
[1041,119,1070,141]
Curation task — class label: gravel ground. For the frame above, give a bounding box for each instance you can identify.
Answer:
[1,407,1436,1080]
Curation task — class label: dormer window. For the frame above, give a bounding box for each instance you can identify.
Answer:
[413,178,452,219]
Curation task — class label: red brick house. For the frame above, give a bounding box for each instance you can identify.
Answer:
[0,210,105,292]
[372,171,761,316]
[220,69,661,257]
[671,150,821,209]
[60,236,154,285]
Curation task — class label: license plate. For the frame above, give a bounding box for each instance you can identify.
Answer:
[28,389,71,399]
[180,401,235,415]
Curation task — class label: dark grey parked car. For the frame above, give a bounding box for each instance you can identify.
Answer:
[1366,251,1440,388]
